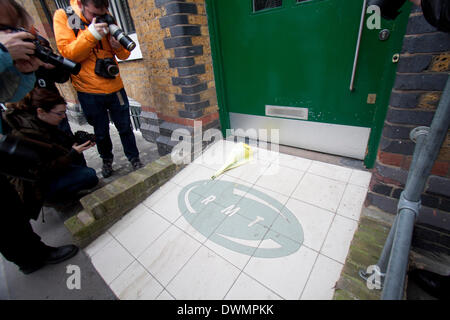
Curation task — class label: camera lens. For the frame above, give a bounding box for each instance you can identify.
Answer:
[109,25,136,51]
[34,44,81,75]
[106,64,119,77]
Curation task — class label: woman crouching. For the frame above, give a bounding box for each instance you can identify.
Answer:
[3,88,98,217]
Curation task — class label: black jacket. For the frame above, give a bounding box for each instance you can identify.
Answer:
[2,108,82,219]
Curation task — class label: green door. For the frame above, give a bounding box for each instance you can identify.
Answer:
[206,0,411,168]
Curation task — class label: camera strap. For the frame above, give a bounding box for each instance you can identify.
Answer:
[65,6,87,37]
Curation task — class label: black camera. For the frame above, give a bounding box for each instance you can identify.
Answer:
[368,0,407,20]
[74,131,96,145]
[0,26,81,75]
[95,57,119,78]
[96,14,136,52]
[31,33,82,75]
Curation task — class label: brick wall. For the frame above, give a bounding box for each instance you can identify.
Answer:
[129,0,220,154]
[366,6,450,255]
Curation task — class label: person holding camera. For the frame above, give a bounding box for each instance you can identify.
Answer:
[0,0,41,103]
[3,87,99,206]
[0,0,82,275]
[53,0,142,178]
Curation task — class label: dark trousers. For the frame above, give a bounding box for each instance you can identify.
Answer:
[77,89,139,162]
[45,165,98,202]
[0,175,49,267]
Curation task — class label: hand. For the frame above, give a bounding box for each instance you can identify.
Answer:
[109,36,121,50]
[42,63,55,69]
[0,31,35,61]
[14,56,44,73]
[409,0,421,6]
[91,17,109,38]
[72,140,94,154]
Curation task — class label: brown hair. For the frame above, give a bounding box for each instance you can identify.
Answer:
[81,0,109,9]
[8,88,66,115]
[0,0,33,29]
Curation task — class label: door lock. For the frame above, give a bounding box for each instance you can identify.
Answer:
[379,29,390,41]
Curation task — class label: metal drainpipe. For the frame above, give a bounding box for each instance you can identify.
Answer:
[381,76,450,300]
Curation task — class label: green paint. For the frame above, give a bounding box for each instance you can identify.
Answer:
[178,180,304,258]
[206,0,411,168]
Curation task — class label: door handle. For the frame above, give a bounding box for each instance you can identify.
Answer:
[350,0,368,92]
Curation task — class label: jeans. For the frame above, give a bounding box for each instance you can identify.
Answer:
[77,88,139,162]
[45,165,98,202]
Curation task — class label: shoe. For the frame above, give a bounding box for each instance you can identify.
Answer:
[19,261,45,275]
[130,158,143,170]
[409,269,450,300]
[18,245,79,275]
[44,245,79,265]
[102,159,114,178]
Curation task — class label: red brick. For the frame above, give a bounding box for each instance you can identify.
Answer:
[378,151,404,167]
[431,161,450,177]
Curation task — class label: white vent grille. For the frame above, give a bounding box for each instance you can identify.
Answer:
[265,105,308,120]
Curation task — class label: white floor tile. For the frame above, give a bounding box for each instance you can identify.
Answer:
[84,231,113,258]
[244,238,318,300]
[108,204,149,237]
[195,140,238,171]
[300,254,343,300]
[156,290,175,300]
[349,170,372,189]
[321,215,359,264]
[337,184,368,221]
[272,198,334,252]
[142,181,178,208]
[225,273,283,300]
[166,246,241,300]
[90,238,134,285]
[170,163,202,186]
[109,261,163,300]
[252,147,280,164]
[138,225,202,286]
[224,160,270,185]
[113,206,171,257]
[292,173,346,212]
[277,153,313,172]
[254,164,304,197]
[308,161,353,183]
[177,164,217,187]
[151,184,187,223]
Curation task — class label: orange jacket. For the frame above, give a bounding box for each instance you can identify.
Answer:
[53,0,130,94]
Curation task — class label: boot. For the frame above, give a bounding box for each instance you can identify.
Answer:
[130,158,143,170]
[102,159,114,178]
[18,245,79,275]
